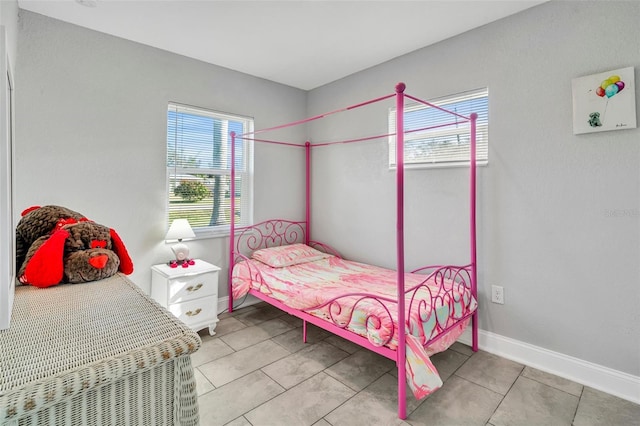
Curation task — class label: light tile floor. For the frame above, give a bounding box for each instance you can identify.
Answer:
[194,303,640,426]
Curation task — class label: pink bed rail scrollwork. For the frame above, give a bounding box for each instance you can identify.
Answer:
[229,219,307,311]
[234,219,307,255]
[405,264,476,350]
[229,219,342,303]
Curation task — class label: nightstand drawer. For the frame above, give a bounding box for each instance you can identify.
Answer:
[168,296,217,328]
[168,272,217,304]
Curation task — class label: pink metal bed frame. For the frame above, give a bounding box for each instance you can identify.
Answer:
[228,83,479,419]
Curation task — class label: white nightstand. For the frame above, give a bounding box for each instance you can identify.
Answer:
[151,259,220,336]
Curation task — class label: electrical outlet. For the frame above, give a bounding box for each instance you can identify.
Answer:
[491,285,504,304]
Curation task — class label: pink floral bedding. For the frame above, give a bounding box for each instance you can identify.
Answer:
[233,255,476,350]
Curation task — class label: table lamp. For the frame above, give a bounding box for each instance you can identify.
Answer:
[165,219,196,268]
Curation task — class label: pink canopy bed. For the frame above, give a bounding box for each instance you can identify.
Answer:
[228,83,479,419]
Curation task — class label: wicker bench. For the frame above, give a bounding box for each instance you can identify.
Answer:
[0,274,201,425]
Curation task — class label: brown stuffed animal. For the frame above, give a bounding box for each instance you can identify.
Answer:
[15,205,86,270]
[16,205,133,288]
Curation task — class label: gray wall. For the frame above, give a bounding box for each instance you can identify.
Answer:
[15,10,307,296]
[0,0,18,70]
[307,1,639,376]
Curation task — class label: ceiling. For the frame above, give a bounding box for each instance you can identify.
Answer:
[18,0,547,90]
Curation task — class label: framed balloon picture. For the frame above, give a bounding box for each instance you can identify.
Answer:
[572,66,636,135]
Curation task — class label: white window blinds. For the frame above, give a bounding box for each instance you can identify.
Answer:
[389,88,488,168]
[167,103,253,235]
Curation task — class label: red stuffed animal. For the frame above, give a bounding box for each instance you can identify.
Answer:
[15,205,133,288]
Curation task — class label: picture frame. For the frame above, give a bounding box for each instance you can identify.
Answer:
[572,66,636,135]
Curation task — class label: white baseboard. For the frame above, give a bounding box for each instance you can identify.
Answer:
[217,296,639,404]
[218,295,230,314]
[218,295,261,315]
[457,328,640,405]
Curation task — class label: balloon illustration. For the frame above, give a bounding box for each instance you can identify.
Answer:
[584,68,633,131]
[605,84,619,98]
[596,75,625,98]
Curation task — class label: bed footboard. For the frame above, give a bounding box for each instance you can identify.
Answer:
[297,263,476,350]
[406,264,476,349]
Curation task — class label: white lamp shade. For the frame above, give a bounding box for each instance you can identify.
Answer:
[165,219,196,241]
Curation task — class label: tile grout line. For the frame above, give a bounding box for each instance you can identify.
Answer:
[198,339,293,394]
[571,385,586,424]
[259,339,350,389]
[244,370,344,425]
[521,371,583,400]
[446,352,520,424]
[485,364,525,424]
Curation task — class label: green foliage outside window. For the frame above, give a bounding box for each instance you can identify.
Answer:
[174,180,210,202]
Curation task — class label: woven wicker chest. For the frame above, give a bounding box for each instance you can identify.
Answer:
[0,274,201,425]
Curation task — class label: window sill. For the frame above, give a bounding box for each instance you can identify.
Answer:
[186,222,261,240]
[389,160,488,171]
[192,228,231,240]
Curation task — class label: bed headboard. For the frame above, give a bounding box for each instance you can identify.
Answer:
[233,219,307,259]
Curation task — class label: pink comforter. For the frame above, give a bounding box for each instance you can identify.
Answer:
[232,256,476,352]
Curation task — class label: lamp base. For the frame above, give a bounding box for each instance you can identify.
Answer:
[170,241,190,260]
[169,241,195,268]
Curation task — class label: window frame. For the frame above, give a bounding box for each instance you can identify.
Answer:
[166,103,254,239]
[388,88,489,169]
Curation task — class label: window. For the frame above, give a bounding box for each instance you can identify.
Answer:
[167,103,253,236]
[389,88,488,168]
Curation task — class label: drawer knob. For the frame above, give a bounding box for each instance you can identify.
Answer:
[186,283,203,292]
[186,308,202,317]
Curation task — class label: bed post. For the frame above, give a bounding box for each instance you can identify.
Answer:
[228,131,237,314]
[395,82,407,420]
[470,113,479,352]
[303,141,311,343]
[305,141,311,245]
